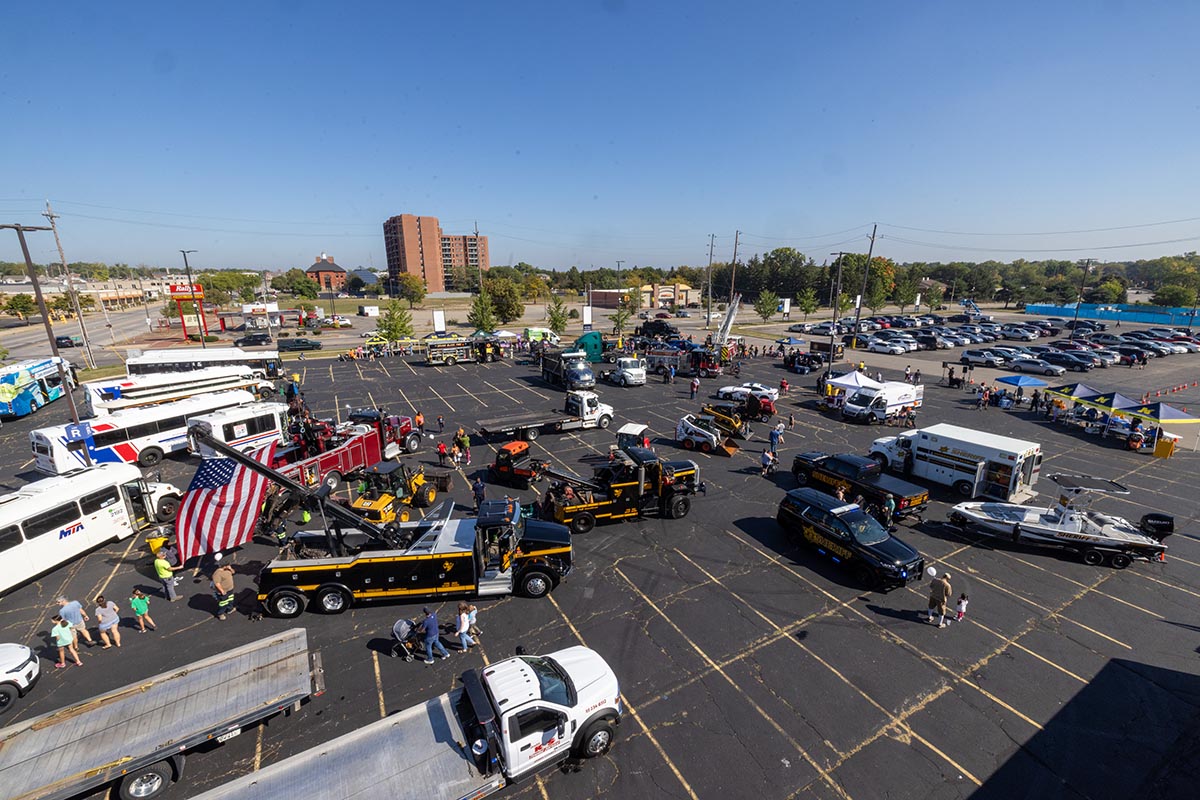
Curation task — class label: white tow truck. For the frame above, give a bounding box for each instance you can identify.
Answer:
[477,390,614,441]
[599,356,647,386]
[190,646,622,800]
[869,423,1042,501]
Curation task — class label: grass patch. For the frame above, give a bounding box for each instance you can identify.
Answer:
[78,364,126,381]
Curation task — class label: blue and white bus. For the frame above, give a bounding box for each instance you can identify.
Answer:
[0,358,75,417]
[30,389,257,475]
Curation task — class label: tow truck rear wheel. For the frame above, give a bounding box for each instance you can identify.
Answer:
[525,428,540,441]
[669,495,691,519]
[1082,549,1105,566]
[316,586,351,614]
[576,719,615,759]
[520,570,553,598]
[266,590,307,618]
[1109,552,1132,569]
[571,513,596,534]
[118,761,173,800]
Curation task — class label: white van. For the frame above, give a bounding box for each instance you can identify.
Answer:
[523,327,561,345]
[842,382,924,423]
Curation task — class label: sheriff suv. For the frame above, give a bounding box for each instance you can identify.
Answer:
[776,487,925,590]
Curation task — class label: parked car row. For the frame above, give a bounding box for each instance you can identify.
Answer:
[955,323,1200,376]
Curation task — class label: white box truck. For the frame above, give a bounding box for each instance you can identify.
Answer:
[869,423,1042,501]
[358,305,380,317]
[842,381,924,424]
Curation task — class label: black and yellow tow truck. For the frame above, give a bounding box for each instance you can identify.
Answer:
[540,445,701,534]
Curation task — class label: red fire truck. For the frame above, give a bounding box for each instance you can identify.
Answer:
[274,410,422,490]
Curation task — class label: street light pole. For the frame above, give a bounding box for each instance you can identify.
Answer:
[2,223,91,465]
[180,249,205,349]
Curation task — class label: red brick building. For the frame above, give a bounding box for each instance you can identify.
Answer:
[383,214,489,293]
[306,253,347,293]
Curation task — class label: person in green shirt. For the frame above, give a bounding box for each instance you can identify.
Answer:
[50,614,82,668]
[129,589,157,632]
[154,550,183,601]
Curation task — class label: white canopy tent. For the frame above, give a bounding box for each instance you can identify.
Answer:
[826,371,884,392]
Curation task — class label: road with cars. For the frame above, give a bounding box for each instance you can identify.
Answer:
[2,321,1200,799]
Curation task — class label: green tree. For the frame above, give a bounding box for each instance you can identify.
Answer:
[467,289,497,332]
[924,285,944,312]
[392,273,427,308]
[892,272,918,313]
[835,293,854,316]
[611,308,631,336]
[1090,279,1127,304]
[1151,285,1196,308]
[623,281,643,311]
[796,287,819,321]
[377,300,414,341]
[5,294,36,324]
[486,278,525,323]
[865,277,891,313]
[753,290,779,323]
[271,269,319,299]
[76,294,96,310]
[159,302,177,320]
[546,295,569,334]
[522,274,550,301]
[347,275,366,295]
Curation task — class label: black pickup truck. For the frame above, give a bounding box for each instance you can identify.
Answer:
[791,452,928,520]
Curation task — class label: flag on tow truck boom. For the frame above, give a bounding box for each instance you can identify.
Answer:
[175,442,277,562]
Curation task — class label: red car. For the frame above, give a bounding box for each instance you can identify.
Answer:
[655,312,672,319]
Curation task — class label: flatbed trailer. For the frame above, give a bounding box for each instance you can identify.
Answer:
[477,390,613,441]
[0,628,323,800]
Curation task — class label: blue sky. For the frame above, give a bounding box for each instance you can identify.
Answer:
[3,1,1199,272]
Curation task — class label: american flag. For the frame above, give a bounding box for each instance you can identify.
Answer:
[175,443,277,562]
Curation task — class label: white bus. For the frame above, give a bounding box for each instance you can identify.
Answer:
[187,402,289,457]
[0,463,182,595]
[84,366,278,416]
[125,347,282,379]
[31,389,257,474]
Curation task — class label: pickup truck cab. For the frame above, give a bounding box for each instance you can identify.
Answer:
[777,487,925,589]
[600,356,647,386]
[791,452,928,519]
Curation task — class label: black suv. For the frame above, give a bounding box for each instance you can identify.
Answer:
[234,332,272,347]
[1041,351,1093,372]
[277,338,322,351]
[776,487,924,589]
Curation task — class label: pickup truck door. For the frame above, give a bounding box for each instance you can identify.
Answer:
[504,706,572,777]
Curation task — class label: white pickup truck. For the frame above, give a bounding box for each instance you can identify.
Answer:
[191,646,622,800]
[600,356,647,386]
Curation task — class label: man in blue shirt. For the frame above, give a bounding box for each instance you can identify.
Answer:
[57,596,95,647]
[421,607,449,665]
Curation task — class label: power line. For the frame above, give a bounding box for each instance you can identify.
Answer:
[880,233,1200,254]
[881,215,1200,237]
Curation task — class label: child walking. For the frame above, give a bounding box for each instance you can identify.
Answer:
[129,589,157,633]
[955,593,969,623]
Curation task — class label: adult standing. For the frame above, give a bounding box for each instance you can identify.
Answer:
[926,571,952,628]
[455,602,476,651]
[420,607,450,664]
[211,558,236,620]
[689,377,700,400]
[57,596,96,647]
[768,426,783,455]
[457,432,473,466]
[882,493,896,529]
[94,595,122,648]
[154,550,183,601]
[472,477,486,513]
[415,411,426,434]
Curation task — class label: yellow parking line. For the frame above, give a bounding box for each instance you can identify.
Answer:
[1134,571,1200,601]
[372,650,386,718]
[546,595,698,800]
[613,567,853,799]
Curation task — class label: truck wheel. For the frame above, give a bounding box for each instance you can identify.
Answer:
[669,495,691,519]
[598,415,612,429]
[415,483,436,507]
[138,447,164,467]
[682,438,695,450]
[520,570,553,598]
[1110,552,1132,569]
[576,719,615,758]
[1082,549,1105,566]
[267,590,307,618]
[259,387,276,400]
[405,433,421,453]
[316,586,351,614]
[700,368,710,378]
[869,453,889,470]
[156,495,180,521]
[118,761,173,800]
[446,356,458,366]
[571,513,596,534]
[0,684,17,715]
[953,480,973,498]
[760,413,771,423]
[323,470,342,491]
[525,428,540,441]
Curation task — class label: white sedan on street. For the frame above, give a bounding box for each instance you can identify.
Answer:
[716,382,780,401]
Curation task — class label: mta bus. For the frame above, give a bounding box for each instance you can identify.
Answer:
[84,366,278,416]
[0,358,76,417]
[0,463,182,595]
[125,347,282,379]
[31,389,257,474]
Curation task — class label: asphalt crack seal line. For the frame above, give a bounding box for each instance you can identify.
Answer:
[545,594,700,800]
[611,567,854,800]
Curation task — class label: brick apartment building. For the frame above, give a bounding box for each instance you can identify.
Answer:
[306,253,347,293]
[383,214,489,292]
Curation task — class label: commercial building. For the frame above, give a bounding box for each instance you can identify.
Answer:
[383,214,489,293]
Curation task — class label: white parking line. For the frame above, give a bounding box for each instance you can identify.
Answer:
[428,385,456,412]
[458,383,486,407]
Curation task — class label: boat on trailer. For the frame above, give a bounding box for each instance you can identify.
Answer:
[948,474,1173,569]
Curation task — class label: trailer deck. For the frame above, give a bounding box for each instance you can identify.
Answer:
[190,689,503,800]
[0,628,319,800]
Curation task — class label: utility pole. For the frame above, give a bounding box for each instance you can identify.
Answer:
[180,249,206,349]
[728,230,741,304]
[850,224,878,349]
[829,252,846,367]
[2,223,91,465]
[1070,258,1094,337]
[705,233,716,329]
[42,203,96,369]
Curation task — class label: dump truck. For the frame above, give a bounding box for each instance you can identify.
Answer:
[0,629,323,800]
[189,647,622,800]
[477,390,614,442]
[540,349,596,389]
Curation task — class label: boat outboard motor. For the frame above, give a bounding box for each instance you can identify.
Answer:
[1139,513,1174,541]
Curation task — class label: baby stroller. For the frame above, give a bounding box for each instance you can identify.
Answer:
[390,618,421,661]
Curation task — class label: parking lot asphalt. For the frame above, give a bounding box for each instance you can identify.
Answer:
[2,339,1200,800]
